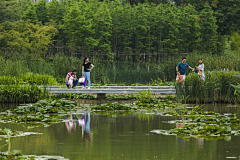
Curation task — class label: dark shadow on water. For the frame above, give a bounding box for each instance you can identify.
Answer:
[0,103,18,112]
[202,103,240,117]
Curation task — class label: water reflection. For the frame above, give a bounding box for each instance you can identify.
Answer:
[65,114,77,132]
[176,123,204,149]
[65,113,92,141]
[0,103,18,112]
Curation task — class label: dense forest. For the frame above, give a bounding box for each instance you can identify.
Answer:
[0,0,240,83]
[1,0,240,56]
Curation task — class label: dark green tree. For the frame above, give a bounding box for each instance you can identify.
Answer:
[0,0,21,23]
[35,0,49,24]
[21,0,38,23]
[199,4,218,53]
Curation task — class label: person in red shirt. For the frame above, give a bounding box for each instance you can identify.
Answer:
[65,69,78,89]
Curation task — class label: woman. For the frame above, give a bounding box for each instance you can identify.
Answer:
[196,58,205,81]
[82,57,94,89]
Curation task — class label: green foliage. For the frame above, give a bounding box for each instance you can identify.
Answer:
[136,89,152,103]
[0,0,21,23]
[176,71,240,103]
[0,20,58,58]
[53,93,97,99]
[199,4,218,53]
[63,0,98,52]
[0,73,59,85]
[0,99,78,128]
[35,0,49,24]
[152,124,240,139]
[20,0,38,23]
[106,94,137,100]
[230,32,240,52]
[92,102,135,111]
[86,97,181,111]
[134,97,181,109]
[0,84,43,103]
[152,105,240,139]
[0,0,239,55]
[231,84,240,93]
[150,78,174,86]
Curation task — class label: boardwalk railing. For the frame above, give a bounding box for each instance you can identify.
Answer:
[44,86,176,99]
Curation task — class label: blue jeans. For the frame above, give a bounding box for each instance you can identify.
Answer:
[65,79,78,88]
[84,72,90,87]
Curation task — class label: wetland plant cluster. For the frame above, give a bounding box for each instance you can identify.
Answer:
[0,84,43,103]
[152,106,240,140]
[0,73,58,85]
[86,96,182,117]
[176,71,240,103]
[0,99,78,128]
[0,73,59,103]
[53,93,138,100]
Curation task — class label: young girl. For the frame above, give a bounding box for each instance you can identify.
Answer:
[68,73,75,89]
[196,58,205,81]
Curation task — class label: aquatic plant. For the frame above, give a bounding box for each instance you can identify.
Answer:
[176,71,240,103]
[134,97,181,109]
[136,89,153,103]
[0,99,78,128]
[0,73,59,85]
[150,78,174,86]
[92,110,137,117]
[0,84,43,103]
[52,93,97,100]
[91,102,136,111]
[151,123,240,139]
[106,94,137,100]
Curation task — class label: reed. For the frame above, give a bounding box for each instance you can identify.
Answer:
[176,71,240,103]
[0,84,43,103]
[0,73,58,85]
[1,53,240,84]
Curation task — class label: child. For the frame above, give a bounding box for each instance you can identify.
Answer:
[68,73,75,89]
[176,71,182,83]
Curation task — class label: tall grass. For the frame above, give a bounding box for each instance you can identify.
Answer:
[176,71,240,103]
[0,73,58,85]
[0,84,43,103]
[0,53,240,84]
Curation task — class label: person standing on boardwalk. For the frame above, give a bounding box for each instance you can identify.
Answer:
[176,57,193,85]
[65,69,78,89]
[82,57,94,89]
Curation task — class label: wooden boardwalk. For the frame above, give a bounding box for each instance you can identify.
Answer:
[44,86,176,99]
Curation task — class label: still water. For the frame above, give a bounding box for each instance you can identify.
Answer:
[0,104,239,160]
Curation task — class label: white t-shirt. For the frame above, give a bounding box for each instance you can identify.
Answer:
[69,76,74,86]
[198,64,205,77]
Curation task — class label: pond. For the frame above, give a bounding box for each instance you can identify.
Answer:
[0,103,239,160]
